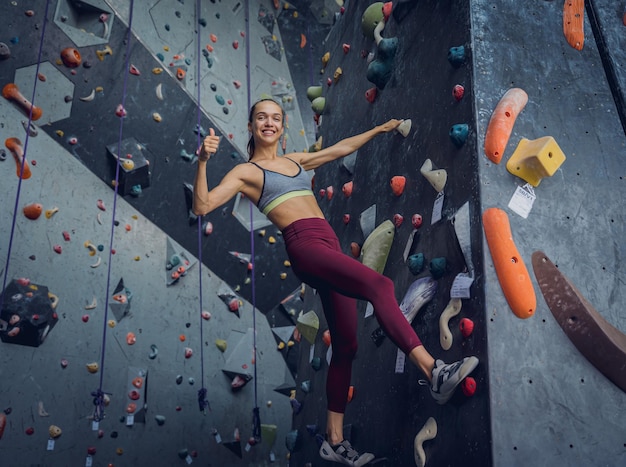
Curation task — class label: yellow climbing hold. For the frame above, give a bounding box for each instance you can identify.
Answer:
[215,339,227,352]
[45,207,59,219]
[268,236,276,244]
[86,362,99,373]
[280,272,287,280]
[284,260,291,267]
[277,341,286,350]
[108,319,116,328]
[321,52,330,67]
[152,112,162,122]
[506,136,566,187]
[134,256,141,261]
[152,67,163,74]
[55,130,64,137]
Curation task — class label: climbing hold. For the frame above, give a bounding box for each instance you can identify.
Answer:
[505,136,567,187]
[396,119,412,137]
[126,403,137,414]
[439,298,462,350]
[25,426,34,435]
[184,347,193,358]
[300,33,307,48]
[82,314,89,323]
[126,332,136,345]
[152,113,162,123]
[311,357,322,371]
[461,376,477,397]
[132,377,143,389]
[148,344,158,359]
[96,45,113,61]
[343,214,350,224]
[563,0,585,50]
[45,207,59,219]
[53,245,62,254]
[296,310,320,344]
[97,199,106,211]
[311,96,325,115]
[484,88,528,164]
[429,257,447,279]
[23,203,43,220]
[414,417,437,467]
[48,425,63,439]
[285,429,300,452]
[449,123,469,148]
[115,104,126,118]
[152,67,163,74]
[365,86,377,103]
[350,242,361,258]
[333,67,343,83]
[210,33,217,43]
[390,175,406,196]
[203,221,213,235]
[290,398,303,414]
[326,186,334,200]
[306,85,322,102]
[176,375,183,385]
[60,47,81,67]
[411,214,423,229]
[2,83,43,120]
[342,181,353,197]
[361,2,385,40]
[393,214,403,228]
[347,385,355,402]
[201,310,211,320]
[399,276,437,324]
[322,329,331,347]
[453,84,465,101]
[407,253,425,275]
[176,68,186,80]
[0,42,10,60]
[459,317,474,338]
[79,89,95,102]
[129,64,140,75]
[301,380,311,393]
[128,390,140,400]
[366,34,398,89]
[321,51,330,68]
[420,159,447,192]
[86,362,99,373]
[108,320,116,328]
[268,236,277,244]
[447,45,466,67]
[6,137,32,179]
[361,220,395,273]
[155,415,166,426]
[482,208,536,319]
[342,43,351,53]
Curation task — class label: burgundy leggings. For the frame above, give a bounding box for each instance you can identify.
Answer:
[282,217,422,413]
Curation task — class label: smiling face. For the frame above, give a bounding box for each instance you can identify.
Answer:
[248,99,284,146]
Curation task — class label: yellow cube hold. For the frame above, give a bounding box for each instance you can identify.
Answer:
[506,136,566,186]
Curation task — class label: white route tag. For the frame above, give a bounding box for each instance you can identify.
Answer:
[508,184,536,218]
[431,191,444,224]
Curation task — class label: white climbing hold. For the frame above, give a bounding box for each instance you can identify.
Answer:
[396,119,412,137]
[439,298,462,350]
[414,417,437,467]
[79,89,95,102]
[420,158,447,193]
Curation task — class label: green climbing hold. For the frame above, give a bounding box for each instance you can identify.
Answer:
[361,220,395,274]
[407,253,425,275]
[448,45,466,68]
[296,310,319,344]
[311,356,322,371]
[306,85,323,102]
[311,96,326,115]
[429,257,447,279]
[261,424,277,448]
[361,2,385,40]
[215,339,227,352]
[215,94,225,105]
[301,380,311,393]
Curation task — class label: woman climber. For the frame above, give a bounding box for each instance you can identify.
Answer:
[192,98,479,466]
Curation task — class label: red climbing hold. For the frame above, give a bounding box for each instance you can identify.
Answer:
[342,181,353,197]
[393,214,404,228]
[350,242,361,258]
[326,186,334,200]
[459,317,474,337]
[411,214,423,229]
[232,40,239,50]
[318,188,326,198]
[322,329,331,346]
[342,43,351,54]
[53,245,62,254]
[365,87,377,103]
[343,214,350,224]
[453,84,465,101]
[129,64,141,75]
[390,176,406,196]
[382,2,393,20]
[461,376,477,397]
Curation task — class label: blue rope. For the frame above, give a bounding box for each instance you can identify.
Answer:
[0,0,51,314]
[93,0,135,422]
[195,0,210,414]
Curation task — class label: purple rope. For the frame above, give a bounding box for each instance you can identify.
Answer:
[94,0,135,421]
[195,0,210,414]
[0,0,51,314]
[245,0,261,440]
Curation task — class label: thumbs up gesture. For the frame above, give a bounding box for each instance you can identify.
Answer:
[197,128,220,162]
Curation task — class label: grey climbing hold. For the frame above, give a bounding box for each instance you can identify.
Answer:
[148,344,158,359]
[155,415,166,426]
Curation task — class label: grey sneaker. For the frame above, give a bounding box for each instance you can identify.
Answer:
[430,357,478,404]
[319,440,375,466]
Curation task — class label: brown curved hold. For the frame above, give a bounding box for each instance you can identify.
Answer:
[5,137,32,179]
[563,0,584,51]
[532,251,626,393]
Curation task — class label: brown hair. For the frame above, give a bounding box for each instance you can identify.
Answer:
[247,98,284,159]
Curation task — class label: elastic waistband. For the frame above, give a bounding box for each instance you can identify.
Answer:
[282,217,330,242]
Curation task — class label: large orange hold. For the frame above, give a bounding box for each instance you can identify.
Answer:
[23,202,43,220]
[6,137,32,179]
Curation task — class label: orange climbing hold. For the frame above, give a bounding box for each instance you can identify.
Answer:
[210,33,217,43]
[300,33,307,49]
[126,332,136,345]
[342,181,353,197]
[390,176,406,196]
[176,68,186,80]
[484,88,528,164]
[6,137,32,179]
[23,203,42,220]
[563,0,584,51]
[3,83,43,121]
[322,329,331,346]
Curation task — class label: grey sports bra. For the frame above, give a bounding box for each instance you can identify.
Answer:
[249,157,313,215]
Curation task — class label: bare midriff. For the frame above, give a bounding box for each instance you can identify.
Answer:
[265,193,325,230]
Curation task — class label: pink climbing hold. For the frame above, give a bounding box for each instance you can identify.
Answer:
[232,40,239,49]
[326,186,334,200]
[343,214,350,224]
[115,104,127,118]
[62,231,71,241]
[82,314,89,323]
[53,245,62,254]
[228,298,239,312]
[129,64,141,75]
[411,214,423,229]
[318,188,326,198]
[342,43,351,54]
[210,33,217,43]
[97,199,106,211]
[184,347,193,359]
[233,80,241,89]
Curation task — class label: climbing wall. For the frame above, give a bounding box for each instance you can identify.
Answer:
[289,2,491,466]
